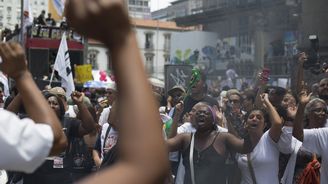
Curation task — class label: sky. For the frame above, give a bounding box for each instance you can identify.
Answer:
[150,0,175,12]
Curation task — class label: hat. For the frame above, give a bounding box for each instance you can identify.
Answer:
[168,85,186,96]
[226,89,241,98]
[48,87,66,97]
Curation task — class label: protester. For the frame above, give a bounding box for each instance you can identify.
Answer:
[46,13,56,26]
[65,0,169,183]
[37,10,47,25]
[0,42,67,173]
[167,101,257,184]
[93,100,119,169]
[293,89,328,184]
[237,93,293,184]
[18,91,96,184]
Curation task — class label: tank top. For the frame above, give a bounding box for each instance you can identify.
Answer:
[182,132,226,184]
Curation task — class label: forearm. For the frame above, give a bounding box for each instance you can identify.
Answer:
[107,32,169,173]
[168,114,180,138]
[77,103,96,133]
[240,134,254,154]
[92,150,102,167]
[6,94,22,113]
[267,101,282,142]
[296,62,304,94]
[292,104,306,141]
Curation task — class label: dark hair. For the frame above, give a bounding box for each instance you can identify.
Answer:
[244,109,270,131]
[44,92,65,120]
[242,89,256,103]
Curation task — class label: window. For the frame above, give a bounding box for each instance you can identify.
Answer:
[7,7,12,11]
[164,54,170,63]
[145,53,154,74]
[88,49,100,69]
[164,33,171,51]
[145,32,153,49]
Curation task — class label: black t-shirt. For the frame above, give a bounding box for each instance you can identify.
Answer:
[22,117,81,184]
[46,18,56,26]
[181,95,218,119]
[100,143,119,170]
[69,137,95,173]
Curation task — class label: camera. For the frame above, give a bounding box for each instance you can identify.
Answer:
[303,35,326,74]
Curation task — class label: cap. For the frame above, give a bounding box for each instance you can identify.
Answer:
[168,85,186,96]
[48,87,66,97]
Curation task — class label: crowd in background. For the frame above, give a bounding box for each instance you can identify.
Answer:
[0,1,328,184]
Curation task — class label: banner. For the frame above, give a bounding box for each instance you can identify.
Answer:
[53,33,75,97]
[48,0,65,21]
[75,64,93,83]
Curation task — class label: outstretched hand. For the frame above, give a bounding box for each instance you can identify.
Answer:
[260,93,270,109]
[298,89,312,106]
[0,43,28,80]
[213,105,224,125]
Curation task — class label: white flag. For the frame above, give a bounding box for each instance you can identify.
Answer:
[54,33,75,97]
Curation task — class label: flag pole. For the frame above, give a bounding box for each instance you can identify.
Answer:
[20,0,24,46]
[49,67,55,87]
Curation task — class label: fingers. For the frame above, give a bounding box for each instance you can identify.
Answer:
[66,0,88,28]
[0,43,15,62]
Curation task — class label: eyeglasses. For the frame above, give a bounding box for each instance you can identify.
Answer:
[311,108,328,114]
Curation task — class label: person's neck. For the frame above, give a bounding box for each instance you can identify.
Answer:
[308,121,325,129]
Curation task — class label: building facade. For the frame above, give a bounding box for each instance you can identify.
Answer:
[160,0,302,86]
[87,19,193,80]
[0,0,48,30]
[151,0,189,21]
[128,0,151,19]
[0,0,151,31]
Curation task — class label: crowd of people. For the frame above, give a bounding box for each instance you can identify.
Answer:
[0,0,328,184]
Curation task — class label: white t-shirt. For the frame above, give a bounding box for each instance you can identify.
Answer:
[237,129,293,184]
[98,107,111,127]
[303,128,328,184]
[0,109,54,173]
[99,123,118,160]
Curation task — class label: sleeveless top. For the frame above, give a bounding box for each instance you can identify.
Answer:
[182,132,226,184]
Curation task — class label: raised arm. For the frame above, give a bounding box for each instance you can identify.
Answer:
[65,1,169,183]
[168,102,183,138]
[71,91,96,136]
[292,88,311,141]
[259,93,284,143]
[6,93,22,113]
[296,53,306,94]
[0,42,67,155]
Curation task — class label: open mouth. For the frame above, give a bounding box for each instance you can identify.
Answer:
[248,121,258,128]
